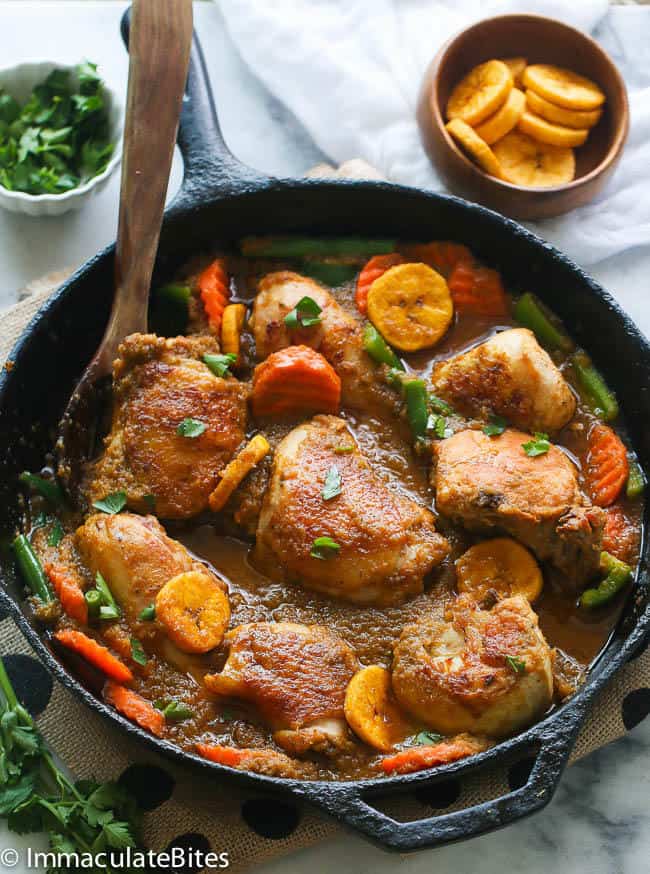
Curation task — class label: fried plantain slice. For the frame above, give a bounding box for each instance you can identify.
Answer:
[525,88,602,130]
[156,570,230,654]
[500,57,527,86]
[493,130,575,187]
[518,110,588,148]
[344,665,415,752]
[367,262,453,352]
[475,87,526,145]
[456,537,544,604]
[446,118,504,178]
[522,64,605,111]
[446,60,513,126]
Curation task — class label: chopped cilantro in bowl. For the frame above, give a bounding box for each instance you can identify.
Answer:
[0,59,121,213]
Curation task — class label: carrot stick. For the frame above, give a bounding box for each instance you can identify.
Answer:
[54,629,133,684]
[447,260,509,317]
[400,241,472,278]
[44,562,88,625]
[381,736,484,775]
[355,253,404,315]
[198,258,230,333]
[195,743,243,767]
[251,345,341,417]
[104,681,165,736]
[586,423,629,508]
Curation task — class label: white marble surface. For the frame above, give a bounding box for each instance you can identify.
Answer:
[0,3,649,874]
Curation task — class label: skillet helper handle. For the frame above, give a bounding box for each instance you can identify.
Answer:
[303,716,584,851]
[101,0,192,369]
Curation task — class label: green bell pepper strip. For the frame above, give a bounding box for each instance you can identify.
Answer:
[580,552,632,609]
[626,458,645,498]
[404,379,429,440]
[363,323,404,371]
[12,535,54,604]
[572,351,619,422]
[514,292,573,352]
[240,236,396,258]
[298,262,359,287]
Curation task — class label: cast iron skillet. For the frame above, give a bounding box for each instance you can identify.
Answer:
[0,13,648,852]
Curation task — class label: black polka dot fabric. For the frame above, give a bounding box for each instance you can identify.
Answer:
[507,755,536,791]
[241,798,301,839]
[164,832,211,874]
[415,778,461,809]
[622,688,650,730]
[4,653,52,716]
[119,764,175,811]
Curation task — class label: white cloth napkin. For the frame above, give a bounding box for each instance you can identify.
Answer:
[218,0,650,266]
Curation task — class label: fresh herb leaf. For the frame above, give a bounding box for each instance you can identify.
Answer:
[522,432,551,457]
[176,417,206,438]
[138,604,155,621]
[413,730,443,746]
[203,352,237,378]
[426,413,447,439]
[284,296,322,329]
[333,444,354,454]
[483,415,508,437]
[47,519,64,547]
[155,700,194,723]
[322,465,342,501]
[19,471,64,506]
[505,655,527,674]
[92,490,127,514]
[310,536,340,560]
[429,393,455,416]
[129,638,147,667]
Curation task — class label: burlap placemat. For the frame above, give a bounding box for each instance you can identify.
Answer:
[2,164,649,869]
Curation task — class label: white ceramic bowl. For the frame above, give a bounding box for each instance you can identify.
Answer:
[0,60,123,216]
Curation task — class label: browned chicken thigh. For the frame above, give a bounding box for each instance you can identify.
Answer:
[204,622,358,755]
[249,271,397,413]
[431,328,576,433]
[253,415,449,605]
[87,334,248,519]
[433,428,604,585]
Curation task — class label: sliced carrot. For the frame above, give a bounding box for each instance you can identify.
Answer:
[54,629,133,684]
[586,423,629,508]
[198,258,230,333]
[400,241,472,278]
[355,254,405,315]
[44,562,88,625]
[251,345,341,418]
[104,681,165,736]
[195,743,243,767]
[381,735,486,775]
[447,260,509,317]
[221,303,246,358]
[603,504,639,564]
[209,434,270,512]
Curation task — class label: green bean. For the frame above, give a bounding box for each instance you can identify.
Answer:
[362,323,404,370]
[580,551,632,609]
[19,472,65,506]
[572,351,619,422]
[514,292,573,352]
[404,379,429,440]
[12,535,54,604]
[94,572,121,617]
[626,458,645,498]
[240,236,396,258]
[84,589,102,621]
[151,283,191,335]
[298,262,359,287]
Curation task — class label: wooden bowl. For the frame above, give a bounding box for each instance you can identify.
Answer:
[417,14,629,220]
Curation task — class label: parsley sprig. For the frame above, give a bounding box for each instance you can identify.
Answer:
[0,658,141,869]
[522,432,551,457]
[284,296,322,329]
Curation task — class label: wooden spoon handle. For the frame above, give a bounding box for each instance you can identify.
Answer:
[98,0,193,371]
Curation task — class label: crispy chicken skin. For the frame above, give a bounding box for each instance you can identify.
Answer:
[433,428,604,585]
[253,415,449,605]
[392,595,553,738]
[249,272,397,412]
[204,622,358,755]
[431,328,576,433]
[87,334,248,519]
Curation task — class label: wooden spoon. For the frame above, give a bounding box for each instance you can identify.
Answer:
[57,0,193,497]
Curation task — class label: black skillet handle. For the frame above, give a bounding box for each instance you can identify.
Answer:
[300,712,585,852]
[120,7,269,204]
